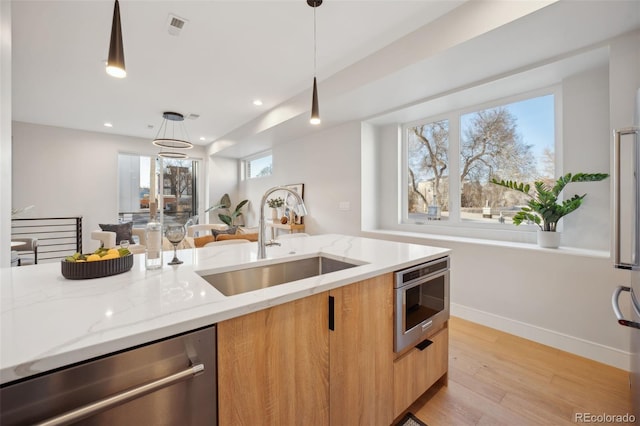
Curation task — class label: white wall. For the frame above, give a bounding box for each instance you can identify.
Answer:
[1,1,11,266]
[207,156,240,225]
[561,65,611,250]
[11,122,207,251]
[361,122,382,230]
[236,122,362,236]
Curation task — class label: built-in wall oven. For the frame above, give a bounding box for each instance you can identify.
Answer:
[394,256,450,353]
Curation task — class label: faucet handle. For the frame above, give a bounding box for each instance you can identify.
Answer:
[265,239,281,247]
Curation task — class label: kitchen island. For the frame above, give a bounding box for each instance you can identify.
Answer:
[1,234,450,424]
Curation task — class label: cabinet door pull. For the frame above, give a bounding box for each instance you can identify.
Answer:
[328,296,335,330]
[415,339,433,351]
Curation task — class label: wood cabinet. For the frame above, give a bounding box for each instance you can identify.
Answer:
[217,274,395,426]
[217,292,330,425]
[218,275,448,425]
[329,273,394,426]
[393,324,449,418]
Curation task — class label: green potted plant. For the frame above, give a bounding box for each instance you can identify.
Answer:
[491,172,609,248]
[205,193,249,227]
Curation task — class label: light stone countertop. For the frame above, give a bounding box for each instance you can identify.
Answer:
[0,234,450,385]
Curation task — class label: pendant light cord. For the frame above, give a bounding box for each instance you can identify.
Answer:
[313,5,317,78]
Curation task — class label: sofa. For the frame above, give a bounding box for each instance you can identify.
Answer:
[91,224,259,253]
[188,224,259,248]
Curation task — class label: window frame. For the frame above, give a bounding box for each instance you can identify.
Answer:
[401,85,562,235]
[117,153,201,227]
[244,150,273,180]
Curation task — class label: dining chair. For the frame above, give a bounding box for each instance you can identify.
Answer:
[12,237,38,265]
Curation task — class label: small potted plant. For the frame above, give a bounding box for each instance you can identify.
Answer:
[267,197,285,220]
[491,172,608,248]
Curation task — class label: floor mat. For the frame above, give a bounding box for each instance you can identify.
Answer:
[395,412,427,426]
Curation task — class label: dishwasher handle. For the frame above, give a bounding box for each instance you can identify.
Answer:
[611,286,640,329]
[35,363,205,426]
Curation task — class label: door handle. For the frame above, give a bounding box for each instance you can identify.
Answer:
[611,286,640,329]
[613,127,640,270]
[34,363,205,426]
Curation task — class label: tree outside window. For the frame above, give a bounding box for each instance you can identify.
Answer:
[162,159,196,224]
[246,153,273,179]
[408,119,449,221]
[118,154,198,226]
[407,93,555,226]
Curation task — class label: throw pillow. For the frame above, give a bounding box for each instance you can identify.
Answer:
[99,222,133,245]
[211,226,237,239]
[194,235,215,248]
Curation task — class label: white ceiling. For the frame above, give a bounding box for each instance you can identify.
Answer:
[10,0,463,146]
[10,1,640,158]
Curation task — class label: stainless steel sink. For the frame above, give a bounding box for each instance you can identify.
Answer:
[198,256,361,296]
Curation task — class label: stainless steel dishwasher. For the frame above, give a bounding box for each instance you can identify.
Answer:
[0,325,216,425]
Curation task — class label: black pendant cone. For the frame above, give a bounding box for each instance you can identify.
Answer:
[106,0,126,78]
[310,77,320,125]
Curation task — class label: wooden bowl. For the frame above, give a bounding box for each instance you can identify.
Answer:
[61,254,134,280]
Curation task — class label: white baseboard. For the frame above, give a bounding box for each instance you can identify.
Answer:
[451,303,631,371]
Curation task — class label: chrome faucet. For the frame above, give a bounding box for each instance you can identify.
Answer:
[258,186,308,259]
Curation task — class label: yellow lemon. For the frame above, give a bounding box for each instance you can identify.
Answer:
[101,253,118,260]
[86,254,101,262]
[107,248,120,257]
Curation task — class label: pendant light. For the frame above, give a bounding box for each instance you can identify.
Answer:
[153,112,194,159]
[106,0,126,78]
[308,0,322,125]
[157,151,188,159]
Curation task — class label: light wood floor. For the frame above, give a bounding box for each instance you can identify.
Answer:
[408,317,634,426]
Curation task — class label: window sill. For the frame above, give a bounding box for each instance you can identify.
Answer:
[361,228,611,260]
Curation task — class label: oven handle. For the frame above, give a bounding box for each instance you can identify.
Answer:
[399,269,449,292]
[34,363,205,426]
[395,257,449,289]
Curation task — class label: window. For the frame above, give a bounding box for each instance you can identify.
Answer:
[405,92,555,228]
[407,119,450,221]
[118,154,199,226]
[245,152,273,179]
[161,158,198,224]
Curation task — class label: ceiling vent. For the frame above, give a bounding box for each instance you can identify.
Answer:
[167,14,187,36]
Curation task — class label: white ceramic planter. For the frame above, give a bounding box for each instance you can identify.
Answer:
[537,230,561,248]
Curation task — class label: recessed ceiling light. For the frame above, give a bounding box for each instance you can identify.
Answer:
[104,122,113,128]
[253,99,263,106]
[199,137,206,141]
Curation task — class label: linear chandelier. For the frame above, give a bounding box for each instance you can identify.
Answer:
[153,112,193,159]
[308,0,322,125]
[106,0,126,78]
